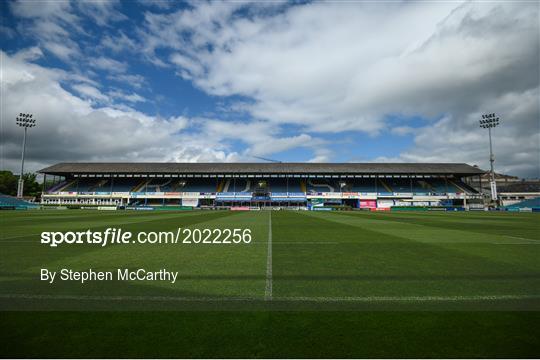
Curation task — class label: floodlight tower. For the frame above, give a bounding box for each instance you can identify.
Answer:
[15,113,36,198]
[479,113,500,203]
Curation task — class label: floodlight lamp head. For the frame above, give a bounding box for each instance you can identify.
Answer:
[15,113,36,128]
[479,113,500,129]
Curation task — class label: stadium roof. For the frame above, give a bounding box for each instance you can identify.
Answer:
[39,162,484,176]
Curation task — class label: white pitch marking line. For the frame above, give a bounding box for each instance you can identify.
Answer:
[277,295,540,302]
[1,294,538,303]
[504,235,540,242]
[265,211,273,301]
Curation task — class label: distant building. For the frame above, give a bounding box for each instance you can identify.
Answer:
[464,168,540,206]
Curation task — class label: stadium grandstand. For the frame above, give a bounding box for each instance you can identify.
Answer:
[38,162,484,210]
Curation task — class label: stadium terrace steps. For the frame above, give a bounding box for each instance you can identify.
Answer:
[217,179,225,192]
[378,179,393,193]
[416,179,435,193]
[47,180,70,193]
[307,179,335,192]
[133,179,150,192]
[241,180,251,192]
[428,179,460,193]
[0,194,39,209]
[175,179,218,192]
[453,180,478,194]
[347,179,376,192]
[449,179,467,193]
[89,179,110,192]
[222,179,231,192]
[269,179,303,193]
[505,197,540,209]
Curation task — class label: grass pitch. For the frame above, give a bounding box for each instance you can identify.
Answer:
[1,209,540,357]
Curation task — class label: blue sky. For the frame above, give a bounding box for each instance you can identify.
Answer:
[1,1,538,178]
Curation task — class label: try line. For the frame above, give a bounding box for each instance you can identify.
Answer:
[1,294,538,303]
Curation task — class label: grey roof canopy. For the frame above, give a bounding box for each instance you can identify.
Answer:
[39,162,484,177]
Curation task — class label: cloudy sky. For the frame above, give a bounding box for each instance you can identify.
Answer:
[1,0,539,178]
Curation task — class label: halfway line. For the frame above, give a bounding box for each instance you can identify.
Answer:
[265,211,273,301]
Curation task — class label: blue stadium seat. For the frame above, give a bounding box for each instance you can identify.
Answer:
[0,194,39,209]
[176,179,218,192]
[110,178,141,192]
[348,179,378,192]
[505,197,540,209]
[429,179,459,193]
[269,178,302,193]
[307,178,338,193]
[63,178,108,192]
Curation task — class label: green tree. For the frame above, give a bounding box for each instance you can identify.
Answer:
[22,173,41,197]
[0,171,18,196]
[0,170,42,197]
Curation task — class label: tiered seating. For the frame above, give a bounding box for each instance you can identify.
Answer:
[307,178,337,193]
[347,179,377,192]
[222,179,250,193]
[412,179,433,194]
[0,194,39,209]
[176,179,218,192]
[506,197,540,209]
[91,179,112,192]
[144,179,176,192]
[428,179,459,193]
[377,179,393,195]
[385,178,413,193]
[47,180,69,193]
[451,179,479,194]
[269,179,303,193]
[110,178,140,192]
[63,178,106,192]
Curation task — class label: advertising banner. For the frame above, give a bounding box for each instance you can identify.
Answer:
[393,193,413,197]
[288,192,307,197]
[311,198,325,207]
[231,206,250,211]
[58,192,77,196]
[359,200,377,208]
[342,192,360,199]
[112,192,130,196]
[181,198,199,207]
[377,199,394,209]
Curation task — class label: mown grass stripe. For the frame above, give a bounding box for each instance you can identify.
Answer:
[1,293,538,303]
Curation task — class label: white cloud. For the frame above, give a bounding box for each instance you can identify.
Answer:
[137,1,539,177]
[0,50,205,172]
[3,1,539,178]
[107,73,146,88]
[72,84,109,102]
[89,56,129,73]
[391,126,415,136]
[9,0,82,60]
[76,0,127,26]
[108,90,147,103]
[101,31,138,54]
[0,49,304,173]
